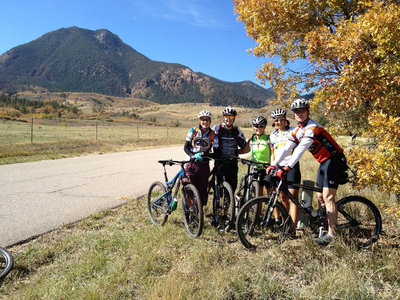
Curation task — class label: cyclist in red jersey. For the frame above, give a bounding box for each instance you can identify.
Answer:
[267,98,348,245]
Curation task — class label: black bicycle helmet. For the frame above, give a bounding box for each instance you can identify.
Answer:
[222,106,237,116]
[271,108,286,119]
[252,116,267,126]
[290,98,310,111]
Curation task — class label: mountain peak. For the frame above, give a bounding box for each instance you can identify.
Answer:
[0,26,275,107]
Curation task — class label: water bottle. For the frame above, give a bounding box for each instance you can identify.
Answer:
[171,198,178,211]
[301,199,318,217]
[300,179,317,218]
[297,180,315,228]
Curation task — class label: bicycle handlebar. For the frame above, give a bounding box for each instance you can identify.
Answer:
[158,159,187,166]
[234,156,270,169]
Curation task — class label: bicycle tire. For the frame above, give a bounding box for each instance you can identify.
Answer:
[147,181,169,226]
[236,176,260,215]
[336,196,382,248]
[218,181,235,232]
[236,196,290,249]
[0,247,13,279]
[181,184,204,237]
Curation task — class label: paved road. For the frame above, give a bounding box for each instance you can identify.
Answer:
[0,146,186,247]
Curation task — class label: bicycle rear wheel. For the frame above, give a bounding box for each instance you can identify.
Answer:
[336,196,382,248]
[181,184,204,237]
[236,176,260,215]
[0,247,13,279]
[147,181,169,226]
[236,196,290,249]
[216,181,235,232]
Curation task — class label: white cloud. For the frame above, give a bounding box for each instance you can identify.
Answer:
[130,0,224,28]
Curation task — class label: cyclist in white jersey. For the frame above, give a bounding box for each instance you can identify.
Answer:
[270,108,301,234]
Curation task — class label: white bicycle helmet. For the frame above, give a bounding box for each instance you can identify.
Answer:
[290,98,310,111]
[222,106,237,116]
[271,108,286,119]
[252,116,267,126]
[198,110,212,119]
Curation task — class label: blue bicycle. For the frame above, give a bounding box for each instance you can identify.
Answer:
[147,159,204,237]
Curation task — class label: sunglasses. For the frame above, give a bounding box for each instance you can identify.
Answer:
[253,125,265,128]
[199,118,210,122]
[224,115,235,119]
[293,108,307,114]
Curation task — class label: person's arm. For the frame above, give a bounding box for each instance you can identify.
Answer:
[238,139,250,154]
[237,127,247,149]
[285,137,313,168]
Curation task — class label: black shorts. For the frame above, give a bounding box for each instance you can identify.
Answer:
[256,169,272,189]
[286,162,301,190]
[317,154,348,189]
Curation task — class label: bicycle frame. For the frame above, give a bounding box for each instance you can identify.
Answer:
[154,161,187,213]
[262,177,325,231]
[237,157,269,204]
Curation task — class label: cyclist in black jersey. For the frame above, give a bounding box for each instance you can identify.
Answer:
[213,106,246,193]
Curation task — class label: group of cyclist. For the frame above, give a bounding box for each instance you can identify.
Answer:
[184,98,348,245]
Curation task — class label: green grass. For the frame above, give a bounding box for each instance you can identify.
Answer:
[1,158,399,299]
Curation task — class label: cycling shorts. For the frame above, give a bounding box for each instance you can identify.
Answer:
[316,154,348,189]
[255,169,272,189]
[286,162,301,190]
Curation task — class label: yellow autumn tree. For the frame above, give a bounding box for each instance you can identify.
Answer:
[234,0,400,199]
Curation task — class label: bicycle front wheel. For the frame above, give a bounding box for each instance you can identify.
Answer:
[236,196,290,249]
[0,247,13,279]
[181,184,204,237]
[147,181,169,226]
[337,196,382,248]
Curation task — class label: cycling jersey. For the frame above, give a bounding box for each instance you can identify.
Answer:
[270,127,296,166]
[185,127,218,159]
[250,133,271,169]
[213,123,246,159]
[272,119,343,168]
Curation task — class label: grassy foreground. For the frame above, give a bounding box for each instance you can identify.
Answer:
[1,160,399,299]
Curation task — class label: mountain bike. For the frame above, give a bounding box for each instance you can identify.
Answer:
[207,158,235,232]
[236,171,382,249]
[235,157,270,216]
[0,247,13,279]
[147,159,204,237]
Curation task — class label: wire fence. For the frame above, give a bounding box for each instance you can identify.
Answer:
[0,118,188,145]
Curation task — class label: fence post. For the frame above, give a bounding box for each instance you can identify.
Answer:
[31,118,33,143]
[96,120,98,140]
[137,124,139,139]
[167,127,169,141]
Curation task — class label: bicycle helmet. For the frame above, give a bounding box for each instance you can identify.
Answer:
[222,106,237,116]
[198,110,212,119]
[271,108,286,119]
[252,116,267,126]
[290,98,310,111]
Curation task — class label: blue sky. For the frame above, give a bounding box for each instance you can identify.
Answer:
[0,0,279,88]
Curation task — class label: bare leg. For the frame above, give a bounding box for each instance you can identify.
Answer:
[317,188,337,236]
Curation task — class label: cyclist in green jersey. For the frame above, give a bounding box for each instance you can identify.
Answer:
[239,116,272,195]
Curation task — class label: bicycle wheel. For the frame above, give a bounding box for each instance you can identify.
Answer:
[236,176,260,215]
[216,181,235,232]
[147,181,169,226]
[0,247,13,279]
[236,196,290,249]
[181,184,204,237]
[336,196,382,248]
